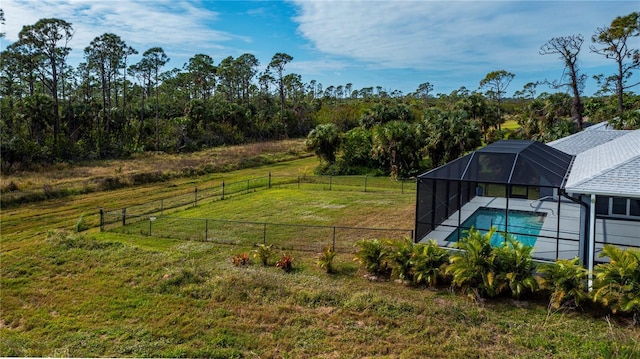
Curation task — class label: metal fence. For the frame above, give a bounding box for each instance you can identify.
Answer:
[106,215,413,253]
[100,173,416,252]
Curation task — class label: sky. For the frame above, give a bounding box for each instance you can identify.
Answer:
[2,0,639,97]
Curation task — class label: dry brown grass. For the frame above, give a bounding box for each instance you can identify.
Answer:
[1,139,310,206]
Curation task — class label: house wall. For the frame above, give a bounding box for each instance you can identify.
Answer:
[595,217,640,248]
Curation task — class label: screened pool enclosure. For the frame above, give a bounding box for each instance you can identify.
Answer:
[415,140,587,262]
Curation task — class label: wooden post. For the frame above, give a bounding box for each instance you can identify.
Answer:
[99,208,104,232]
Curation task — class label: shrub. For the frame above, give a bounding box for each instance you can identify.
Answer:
[231,253,251,267]
[592,245,640,318]
[411,239,450,287]
[538,257,588,309]
[354,239,389,276]
[317,244,337,274]
[386,237,415,281]
[493,235,539,299]
[447,228,501,298]
[275,254,293,272]
[252,244,273,266]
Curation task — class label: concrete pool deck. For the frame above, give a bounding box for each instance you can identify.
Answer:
[419,196,584,261]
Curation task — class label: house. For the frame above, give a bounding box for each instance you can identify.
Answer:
[414,126,640,271]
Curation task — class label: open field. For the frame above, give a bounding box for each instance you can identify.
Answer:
[1,139,310,207]
[1,148,639,358]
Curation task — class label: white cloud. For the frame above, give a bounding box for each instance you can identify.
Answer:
[291,1,639,75]
[2,0,248,67]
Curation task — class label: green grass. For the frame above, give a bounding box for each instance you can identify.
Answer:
[2,231,638,358]
[502,118,521,131]
[112,188,415,252]
[2,147,639,358]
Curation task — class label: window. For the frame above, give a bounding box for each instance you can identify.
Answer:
[612,198,627,215]
[595,196,640,218]
[631,199,640,217]
[596,196,609,215]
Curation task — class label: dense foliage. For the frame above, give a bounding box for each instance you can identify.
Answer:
[355,231,640,321]
[2,13,639,176]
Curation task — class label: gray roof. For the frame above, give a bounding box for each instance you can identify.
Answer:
[584,121,615,131]
[564,130,640,197]
[547,128,630,155]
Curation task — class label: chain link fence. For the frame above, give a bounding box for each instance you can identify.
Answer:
[100,173,416,252]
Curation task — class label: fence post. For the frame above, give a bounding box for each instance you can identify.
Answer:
[332,227,336,252]
[99,208,104,232]
[222,181,225,200]
[329,175,332,191]
[263,223,267,244]
[161,199,164,215]
[205,219,209,241]
[364,175,368,192]
[194,186,198,207]
[268,172,272,189]
[297,176,300,190]
[247,179,250,193]
[410,229,414,241]
[122,208,126,226]
[149,218,152,236]
[401,179,404,194]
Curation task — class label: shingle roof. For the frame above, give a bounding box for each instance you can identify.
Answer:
[547,129,630,155]
[564,130,640,197]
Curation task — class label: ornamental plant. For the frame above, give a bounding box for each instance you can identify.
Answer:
[592,245,640,318]
[386,237,415,281]
[253,243,273,266]
[538,257,588,309]
[447,228,501,298]
[354,238,389,276]
[275,254,294,272]
[493,235,539,299]
[317,244,337,274]
[411,239,450,287]
[231,253,251,267]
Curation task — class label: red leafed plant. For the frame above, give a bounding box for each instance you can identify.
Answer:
[275,254,293,272]
[231,253,251,267]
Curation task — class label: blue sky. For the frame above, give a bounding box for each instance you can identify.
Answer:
[2,0,639,97]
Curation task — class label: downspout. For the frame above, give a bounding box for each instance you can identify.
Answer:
[414,177,421,244]
[588,194,596,290]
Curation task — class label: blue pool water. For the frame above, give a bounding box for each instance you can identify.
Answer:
[446,207,546,247]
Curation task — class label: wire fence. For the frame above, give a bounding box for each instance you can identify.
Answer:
[100,173,416,253]
[107,215,413,253]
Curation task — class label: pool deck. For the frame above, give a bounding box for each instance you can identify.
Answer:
[419,196,584,261]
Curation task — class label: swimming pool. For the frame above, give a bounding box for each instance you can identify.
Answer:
[446,207,546,247]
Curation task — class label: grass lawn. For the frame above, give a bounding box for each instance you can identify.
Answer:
[1,145,639,358]
[114,188,415,253]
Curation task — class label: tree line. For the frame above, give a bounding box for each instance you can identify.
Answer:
[1,12,638,176]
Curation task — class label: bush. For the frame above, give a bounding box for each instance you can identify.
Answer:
[231,253,251,267]
[354,239,389,276]
[386,237,415,281]
[317,244,337,274]
[447,228,538,299]
[447,228,500,298]
[411,239,450,287]
[538,257,588,309]
[252,244,273,266]
[275,254,293,272]
[592,245,640,318]
[493,236,539,299]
